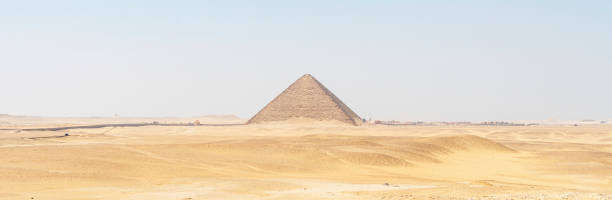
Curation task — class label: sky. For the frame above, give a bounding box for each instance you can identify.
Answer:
[1,0,611,121]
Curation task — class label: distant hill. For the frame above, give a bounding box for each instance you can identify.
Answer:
[0,114,245,126]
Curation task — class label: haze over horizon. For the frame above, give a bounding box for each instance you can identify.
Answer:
[1,1,611,121]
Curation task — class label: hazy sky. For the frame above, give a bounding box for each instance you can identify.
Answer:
[1,0,611,121]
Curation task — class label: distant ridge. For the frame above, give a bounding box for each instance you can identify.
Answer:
[0,114,244,125]
[248,74,362,125]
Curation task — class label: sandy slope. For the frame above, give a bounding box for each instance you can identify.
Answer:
[1,122,611,199]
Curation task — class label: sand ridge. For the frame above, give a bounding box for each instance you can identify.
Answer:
[1,122,611,199]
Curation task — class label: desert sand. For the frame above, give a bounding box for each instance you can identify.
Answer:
[1,117,611,199]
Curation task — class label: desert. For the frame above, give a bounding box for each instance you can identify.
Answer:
[1,116,611,199]
[3,1,611,199]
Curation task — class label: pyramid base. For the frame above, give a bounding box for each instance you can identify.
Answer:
[247,117,359,127]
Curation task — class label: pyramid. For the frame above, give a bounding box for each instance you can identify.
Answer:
[248,74,362,126]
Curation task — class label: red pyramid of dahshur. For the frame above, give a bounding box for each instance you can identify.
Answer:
[248,74,362,125]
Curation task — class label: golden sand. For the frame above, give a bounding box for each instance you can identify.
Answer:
[1,120,611,199]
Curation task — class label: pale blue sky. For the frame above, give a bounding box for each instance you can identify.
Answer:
[1,0,611,121]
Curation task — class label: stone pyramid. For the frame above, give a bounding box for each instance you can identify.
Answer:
[248,74,362,125]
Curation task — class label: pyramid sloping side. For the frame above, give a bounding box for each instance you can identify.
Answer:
[248,75,362,125]
[309,77,362,125]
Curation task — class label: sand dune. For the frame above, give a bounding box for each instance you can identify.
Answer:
[0,122,611,199]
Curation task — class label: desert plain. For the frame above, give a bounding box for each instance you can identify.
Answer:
[1,116,611,200]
